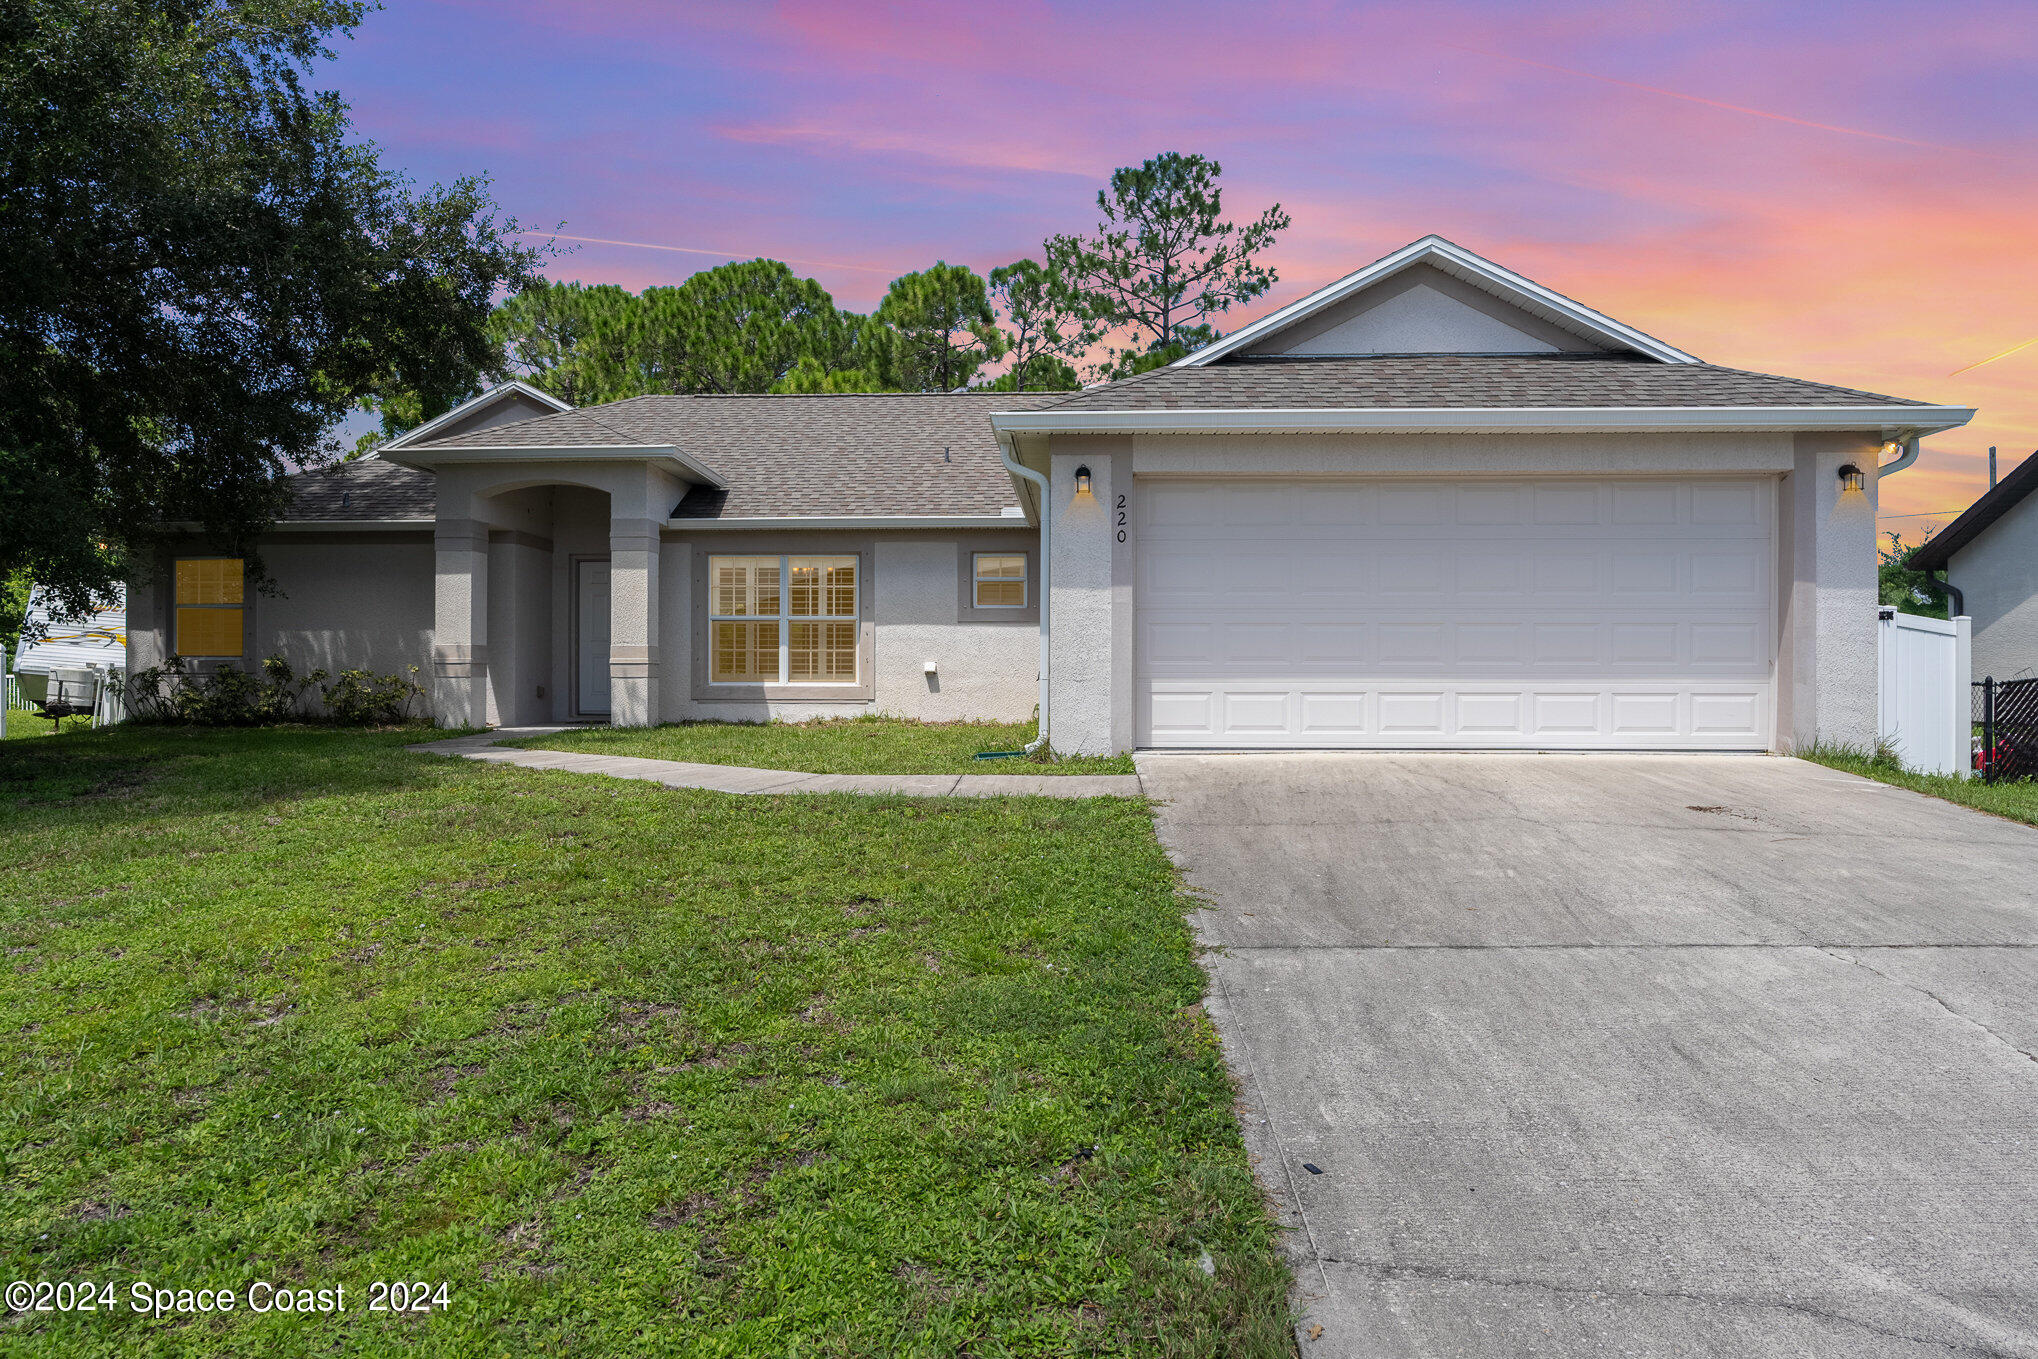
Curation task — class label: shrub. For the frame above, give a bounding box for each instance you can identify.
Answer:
[114,654,425,726]
[320,666,426,725]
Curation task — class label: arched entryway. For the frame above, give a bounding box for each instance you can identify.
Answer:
[419,459,687,729]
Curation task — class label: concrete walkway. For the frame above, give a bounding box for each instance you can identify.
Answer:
[408,728,1144,798]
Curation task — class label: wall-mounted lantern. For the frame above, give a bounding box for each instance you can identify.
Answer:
[1073,465,1092,497]
[1837,463,1864,493]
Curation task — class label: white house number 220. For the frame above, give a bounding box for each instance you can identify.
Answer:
[1115,493,1128,543]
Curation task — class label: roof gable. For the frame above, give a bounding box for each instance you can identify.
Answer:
[1911,449,2038,570]
[380,380,572,452]
[1181,235,1698,368]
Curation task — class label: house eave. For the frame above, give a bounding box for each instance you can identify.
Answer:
[989,405,1976,438]
[382,443,728,488]
[667,513,1029,531]
[161,519,435,533]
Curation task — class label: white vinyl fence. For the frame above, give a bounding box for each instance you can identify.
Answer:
[1877,608,1971,777]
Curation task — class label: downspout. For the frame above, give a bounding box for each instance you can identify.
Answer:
[1000,436,1051,754]
[1880,434,1959,612]
[1878,434,1921,479]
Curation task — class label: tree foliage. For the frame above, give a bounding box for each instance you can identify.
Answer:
[634,260,860,395]
[987,259,1089,392]
[486,280,638,409]
[872,263,1007,391]
[1880,532,1950,619]
[1,0,546,611]
[1046,152,1289,379]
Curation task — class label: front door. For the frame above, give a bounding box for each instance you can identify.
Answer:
[575,558,611,718]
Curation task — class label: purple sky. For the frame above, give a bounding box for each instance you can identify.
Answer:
[327,1,2038,528]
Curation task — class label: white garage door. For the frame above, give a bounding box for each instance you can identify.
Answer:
[1136,478,1775,749]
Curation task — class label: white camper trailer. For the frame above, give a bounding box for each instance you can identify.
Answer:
[11,586,126,713]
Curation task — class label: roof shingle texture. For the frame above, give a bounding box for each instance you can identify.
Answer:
[415,392,1062,518]
[282,456,434,521]
[1043,355,1933,411]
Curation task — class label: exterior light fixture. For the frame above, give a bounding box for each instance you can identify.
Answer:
[1838,463,1864,493]
[1073,465,1092,497]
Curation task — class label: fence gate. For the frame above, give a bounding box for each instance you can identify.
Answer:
[1877,608,1971,777]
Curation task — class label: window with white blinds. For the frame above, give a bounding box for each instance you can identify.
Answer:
[709,555,857,684]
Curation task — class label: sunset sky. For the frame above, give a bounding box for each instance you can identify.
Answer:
[327,1,2038,539]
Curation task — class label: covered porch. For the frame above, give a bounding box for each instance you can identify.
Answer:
[380,445,719,730]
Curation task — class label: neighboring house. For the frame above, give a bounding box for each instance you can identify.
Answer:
[126,235,1974,754]
[1911,449,2038,681]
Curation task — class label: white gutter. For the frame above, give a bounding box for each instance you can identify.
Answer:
[1878,434,1922,477]
[163,519,433,533]
[669,513,1026,531]
[998,436,1051,755]
[381,443,729,488]
[989,404,1976,438]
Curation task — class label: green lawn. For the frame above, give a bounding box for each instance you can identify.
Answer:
[1801,746,2038,827]
[0,726,1288,1356]
[5,706,93,739]
[510,717,1138,777]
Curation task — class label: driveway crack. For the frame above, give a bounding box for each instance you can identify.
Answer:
[1315,1258,2019,1356]
[1815,947,2038,1068]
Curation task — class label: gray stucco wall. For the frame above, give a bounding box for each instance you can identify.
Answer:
[257,536,435,681]
[1779,432,1883,750]
[669,529,1039,725]
[1952,491,2038,681]
[125,519,1039,730]
[126,532,435,712]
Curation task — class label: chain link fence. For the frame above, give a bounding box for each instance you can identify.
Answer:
[1973,677,2038,782]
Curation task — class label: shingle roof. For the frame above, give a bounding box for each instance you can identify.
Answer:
[1910,450,2038,571]
[413,392,1063,518]
[1042,355,1936,412]
[281,457,434,522]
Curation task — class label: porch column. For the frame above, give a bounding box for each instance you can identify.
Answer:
[432,518,490,728]
[609,516,661,726]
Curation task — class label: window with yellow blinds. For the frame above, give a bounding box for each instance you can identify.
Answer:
[709,555,857,684]
[174,558,245,658]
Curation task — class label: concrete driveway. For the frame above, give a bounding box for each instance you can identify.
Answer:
[1139,753,2038,1358]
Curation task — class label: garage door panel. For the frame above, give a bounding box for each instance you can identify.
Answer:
[1612,483,1682,525]
[1135,477,1774,749]
[1298,691,1368,734]
[1456,692,1526,735]
[1609,550,1681,595]
[1455,485,1526,525]
[1533,483,1602,525]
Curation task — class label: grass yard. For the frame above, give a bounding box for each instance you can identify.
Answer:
[511,717,1138,777]
[1801,746,2038,827]
[0,726,1288,1356]
[5,707,93,739]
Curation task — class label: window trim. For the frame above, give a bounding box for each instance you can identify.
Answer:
[708,553,860,687]
[954,539,1038,624]
[172,556,247,659]
[971,551,1029,609]
[692,540,874,703]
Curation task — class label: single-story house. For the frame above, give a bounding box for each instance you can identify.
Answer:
[126,235,1975,754]
[1911,449,2038,682]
